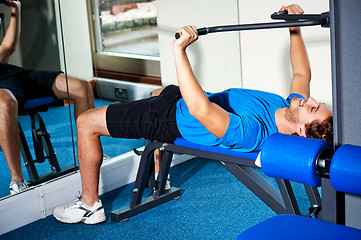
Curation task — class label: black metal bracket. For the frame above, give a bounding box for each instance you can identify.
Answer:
[271,11,330,28]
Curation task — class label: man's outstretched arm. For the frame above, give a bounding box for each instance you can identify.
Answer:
[282,4,311,98]
[0,0,21,63]
[173,25,230,139]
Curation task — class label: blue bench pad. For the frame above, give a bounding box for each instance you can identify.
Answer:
[23,96,56,110]
[174,137,259,161]
[237,215,361,240]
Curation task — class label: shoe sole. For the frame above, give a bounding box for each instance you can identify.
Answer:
[83,216,107,224]
[53,211,107,225]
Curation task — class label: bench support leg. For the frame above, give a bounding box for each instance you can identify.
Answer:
[224,162,301,215]
[111,142,182,222]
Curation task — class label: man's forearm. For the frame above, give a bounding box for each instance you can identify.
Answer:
[7,4,21,50]
[289,29,311,79]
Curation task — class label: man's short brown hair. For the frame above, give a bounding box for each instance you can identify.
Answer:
[305,116,333,145]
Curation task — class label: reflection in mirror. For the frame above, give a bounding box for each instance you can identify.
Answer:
[0,0,78,199]
[89,0,160,159]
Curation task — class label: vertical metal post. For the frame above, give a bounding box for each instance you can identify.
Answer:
[328,0,361,229]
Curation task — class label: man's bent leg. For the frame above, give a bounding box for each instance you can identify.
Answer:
[76,106,111,206]
[53,106,109,224]
[52,74,95,119]
[0,89,26,185]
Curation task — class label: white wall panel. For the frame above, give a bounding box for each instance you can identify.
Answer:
[157,0,242,92]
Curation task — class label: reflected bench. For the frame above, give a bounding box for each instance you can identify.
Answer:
[19,96,76,186]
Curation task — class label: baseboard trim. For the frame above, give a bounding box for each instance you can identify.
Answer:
[0,149,193,235]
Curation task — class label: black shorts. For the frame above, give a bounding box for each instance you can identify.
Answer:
[0,63,61,107]
[106,85,182,143]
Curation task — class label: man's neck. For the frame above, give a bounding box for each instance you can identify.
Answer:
[275,107,294,134]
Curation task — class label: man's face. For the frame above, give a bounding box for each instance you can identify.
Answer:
[286,96,333,127]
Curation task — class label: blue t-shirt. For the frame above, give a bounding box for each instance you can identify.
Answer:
[176,88,304,152]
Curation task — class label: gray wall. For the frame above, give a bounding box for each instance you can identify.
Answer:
[20,0,60,71]
[0,0,61,71]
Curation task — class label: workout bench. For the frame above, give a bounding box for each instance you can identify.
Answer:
[18,96,76,186]
[111,136,321,222]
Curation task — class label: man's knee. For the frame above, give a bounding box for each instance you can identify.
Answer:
[70,78,90,95]
[76,107,109,136]
[77,78,92,91]
[0,90,18,116]
[76,111,92,132]
[151,87,165,97]
[55,75,90,98]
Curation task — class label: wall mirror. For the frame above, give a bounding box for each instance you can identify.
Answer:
[0,0,163,201]
[0,0,77,200]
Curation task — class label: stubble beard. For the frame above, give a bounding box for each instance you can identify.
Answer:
[285,107,301,125]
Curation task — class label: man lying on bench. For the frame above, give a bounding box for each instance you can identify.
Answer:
[53,4,333,225]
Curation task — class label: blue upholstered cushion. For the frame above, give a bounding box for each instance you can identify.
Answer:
[261,133,331,187]
[174,137,260,160]
[331,144,361,195]
[23,96,56,110]
[238,215,361,240]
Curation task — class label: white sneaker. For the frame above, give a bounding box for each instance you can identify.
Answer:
[53,199,106,224]
[155,173,171,191]
[10,177,29,195]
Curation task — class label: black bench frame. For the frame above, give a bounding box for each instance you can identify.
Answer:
[111,141,321,222]
[18,106,76,186]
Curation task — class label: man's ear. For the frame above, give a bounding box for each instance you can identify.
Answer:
[298,126,307,138]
